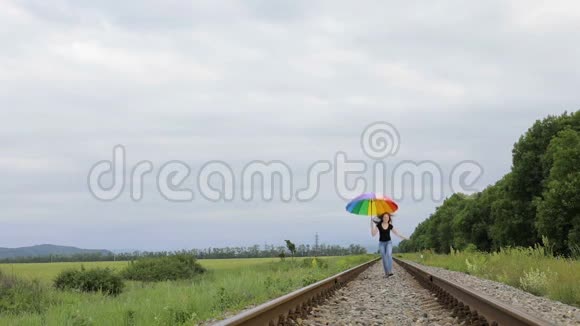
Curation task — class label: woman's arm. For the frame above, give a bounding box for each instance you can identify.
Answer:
[392,227,409,241]
[370,218,378,237]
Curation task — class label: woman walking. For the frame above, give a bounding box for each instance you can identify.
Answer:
[371,213,409,277]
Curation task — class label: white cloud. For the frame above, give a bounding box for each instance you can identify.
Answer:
[374,63,466,100]
[509,1,580,30]
[0,157,77,173]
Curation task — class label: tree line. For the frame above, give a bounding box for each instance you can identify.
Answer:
[0,243,367,263]
[398,111,580,256]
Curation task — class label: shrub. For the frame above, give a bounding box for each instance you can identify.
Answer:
[300,258,328,269]
[54,267,124,296]
[464,251,488,275]
[313,257,328,269]
[0,270,53,314]
[122,253,205,282]
[519,268,550,296]
[464,243,478,253]
[278,252,286,261]
[570,244,580,260]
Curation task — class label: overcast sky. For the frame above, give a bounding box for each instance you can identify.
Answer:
[1,1,579,251]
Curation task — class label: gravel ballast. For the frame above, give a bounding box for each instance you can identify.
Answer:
[402,260,580,325]
[302,262,459,325]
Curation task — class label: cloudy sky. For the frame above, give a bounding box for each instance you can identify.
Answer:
[1,1,579,251]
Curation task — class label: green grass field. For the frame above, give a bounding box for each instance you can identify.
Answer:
[0,255,376,325]
[397,246,580,307]
[0,258,280,284]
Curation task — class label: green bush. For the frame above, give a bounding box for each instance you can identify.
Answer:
[122,253,205,282]
[464,243,478,253]
[300,257,329,269]
[519,268,552,296]
[0,270,53,314]
[54,267,124,296]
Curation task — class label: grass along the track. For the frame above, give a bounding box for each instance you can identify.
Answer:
[0,255,376,325]
[397,246,580,307]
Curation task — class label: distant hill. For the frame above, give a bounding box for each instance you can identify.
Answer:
[0,244,112,259]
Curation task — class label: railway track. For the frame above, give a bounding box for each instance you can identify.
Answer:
[213,257,380,326]
[393,258,553,326]
[213,257,554,326]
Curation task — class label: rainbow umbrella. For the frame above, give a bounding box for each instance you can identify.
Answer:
[345,192,398,216]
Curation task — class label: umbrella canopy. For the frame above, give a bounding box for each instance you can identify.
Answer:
[345,192,398,216]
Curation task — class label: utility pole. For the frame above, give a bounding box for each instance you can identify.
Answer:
[315,232,319,256]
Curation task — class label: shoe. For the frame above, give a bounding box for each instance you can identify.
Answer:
[388,273,394,277]
[372,217,382,223]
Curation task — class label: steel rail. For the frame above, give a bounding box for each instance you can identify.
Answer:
[393,258,554,326]
[213,257,380,326]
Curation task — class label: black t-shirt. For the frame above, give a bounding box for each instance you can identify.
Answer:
[377,223,393,242]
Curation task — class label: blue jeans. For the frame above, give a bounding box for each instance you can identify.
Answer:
[379,241,393,274]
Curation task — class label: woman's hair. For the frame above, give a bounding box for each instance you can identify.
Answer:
[379,212,393,224]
